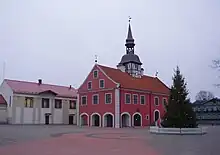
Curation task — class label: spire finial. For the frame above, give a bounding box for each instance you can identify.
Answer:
[128,16,131,23]
[155,71,158,77]
[95,55,98,63]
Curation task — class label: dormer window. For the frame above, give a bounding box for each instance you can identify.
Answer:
[87,81,92,90]
[93,70,98,78]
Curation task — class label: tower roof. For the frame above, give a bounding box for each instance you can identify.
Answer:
[125,23,135,46]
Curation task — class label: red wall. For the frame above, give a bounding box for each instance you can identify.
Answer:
[120,89,168,126]
[79,65,117,126]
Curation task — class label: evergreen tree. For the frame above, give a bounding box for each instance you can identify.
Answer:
[162,66,197,128]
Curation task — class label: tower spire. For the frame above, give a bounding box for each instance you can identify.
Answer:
[125,16,135,54]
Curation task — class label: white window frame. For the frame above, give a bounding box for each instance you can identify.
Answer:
[154,96,159,106]
[93,70,98,78]
[125,93,131,104]
[81,95,87,106]
[162,97,167,105]
[99,79,105,88]
[87,81,92,90]
[140,95,146,105]
[92,94,99,105]
[132,94,138,104]
[105,93,112,104]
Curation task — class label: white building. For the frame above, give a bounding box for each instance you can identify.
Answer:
[0,79,78,124]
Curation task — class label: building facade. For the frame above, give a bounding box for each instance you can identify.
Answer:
[0,94,7,123]
[78,22,170,128]
[0,79,78,124]
[193,98,220,124]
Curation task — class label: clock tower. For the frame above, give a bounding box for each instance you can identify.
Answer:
[117,19,144,78]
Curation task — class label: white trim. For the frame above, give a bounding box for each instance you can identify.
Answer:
[132,112,142,127]
[96,65,119,85]
[102,112,114,127]
[121,112,131,127]
[92,94,99,105]
[99,79,105,88]
[78,65,96,90]
[105,93,112,104]
[87,81,92,90]
[120,88,169,96]
[132,94,138,104]
[93,70,99,78]
[90,112,101,127]
[154,96,159,106]
[153,109,160,122]
[125,93,131,104]
[79,112,89,126]
[81,95,87,106]
[162,97,167,105]
[140,95,146,105]
[79,88,114,94]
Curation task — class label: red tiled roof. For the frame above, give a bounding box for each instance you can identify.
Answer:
[0,95,6,104]
[98,64,170,94]
[4,79,77,98]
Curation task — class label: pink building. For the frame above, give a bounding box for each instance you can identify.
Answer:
[78,22,169,128]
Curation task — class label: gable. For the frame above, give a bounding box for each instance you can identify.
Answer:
[78,64,118,92]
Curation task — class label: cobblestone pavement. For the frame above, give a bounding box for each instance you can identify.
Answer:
[0,125,219,155]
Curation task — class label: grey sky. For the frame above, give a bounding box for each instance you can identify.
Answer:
[0,0,220,101]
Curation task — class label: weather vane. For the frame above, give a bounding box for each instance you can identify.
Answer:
[95,55,98,63]
[155,71,159,77]
[128,16,132,23]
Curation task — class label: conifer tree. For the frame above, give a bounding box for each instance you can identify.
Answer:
[162,66,197,128]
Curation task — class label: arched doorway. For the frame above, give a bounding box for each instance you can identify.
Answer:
[121,112,131,127]
[103,113,114,127]
[91,113,101,127]
[133,113,142,127]
[80,113,89,126]
[154,110,160,122]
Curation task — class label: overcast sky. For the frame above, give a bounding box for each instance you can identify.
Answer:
[0,0,219,101]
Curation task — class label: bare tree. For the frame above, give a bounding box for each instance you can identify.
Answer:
[195,90,215,101]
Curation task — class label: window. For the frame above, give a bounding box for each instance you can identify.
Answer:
[87,81,92,90]
[154,97,159,106]
[99,79,105,88]
[133,94,138,104]
[93,70,98,78]
[105,93,112,104]
[81,96,87,105]
[125,93,131,104]
[25,97,33,108]
[140,95,145,105]
[92,94,99,105]
[55,99,62,109]
[146,115,149,120]
[42,98,49,108]
[162,98,167,106]
[69,100,76,109]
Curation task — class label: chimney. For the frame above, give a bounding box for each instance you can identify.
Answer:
[141,68,144,76]
[38,79,42,85]
[69,85,72,89]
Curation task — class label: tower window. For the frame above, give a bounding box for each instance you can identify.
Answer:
[93,70,98,78]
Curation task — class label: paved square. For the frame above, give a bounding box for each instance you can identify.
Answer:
[0,125,219,155]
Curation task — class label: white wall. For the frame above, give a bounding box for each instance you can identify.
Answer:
[0,81,13,119]
[53,109,63,124]
[0,108,7,123]
[23,108,33,124]
[15,107,21,124]
[40,108,51,124]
